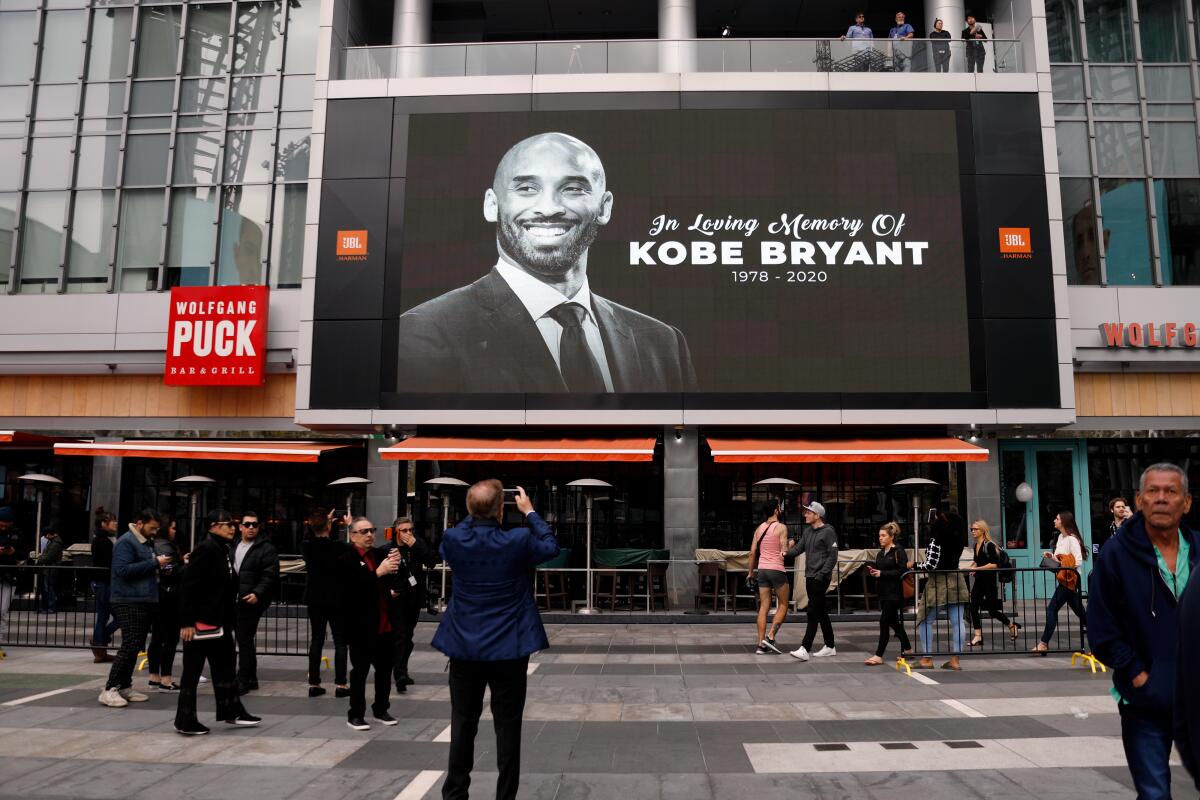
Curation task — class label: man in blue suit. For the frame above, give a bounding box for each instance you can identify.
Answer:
[433,480,559,800]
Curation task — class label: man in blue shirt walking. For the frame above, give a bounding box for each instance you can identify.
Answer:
[888,11,915,72]
[433,481,560,800]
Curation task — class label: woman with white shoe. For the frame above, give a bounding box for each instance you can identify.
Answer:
[748,501,790,655]
[865,522,913,665]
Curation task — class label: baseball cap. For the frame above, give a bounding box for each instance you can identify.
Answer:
[802,501,826,519]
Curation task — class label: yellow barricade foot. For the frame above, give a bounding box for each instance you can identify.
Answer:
[137,650,148,671]
[895,657,912,677]
[321,656,331,670]
[1071,651,1107,673]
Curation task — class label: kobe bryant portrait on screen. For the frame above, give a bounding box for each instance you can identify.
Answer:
[396,131,696,394]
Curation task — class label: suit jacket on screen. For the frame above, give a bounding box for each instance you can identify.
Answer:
[396,268,697,393]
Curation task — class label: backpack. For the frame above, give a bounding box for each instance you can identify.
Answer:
[994,541,1015,583]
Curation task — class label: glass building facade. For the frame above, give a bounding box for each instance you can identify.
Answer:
[1051,0,1200,286]
[0,0,316,294]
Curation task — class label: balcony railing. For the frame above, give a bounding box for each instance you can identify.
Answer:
[340,38,1026,81]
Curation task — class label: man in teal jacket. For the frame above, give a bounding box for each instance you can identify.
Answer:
[433,481,559,800]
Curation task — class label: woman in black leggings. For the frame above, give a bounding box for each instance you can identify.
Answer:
[967,520,1019,646]
[864,522,912,665]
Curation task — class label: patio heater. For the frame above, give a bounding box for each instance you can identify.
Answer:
[891,477,940,559]
[19,473,63,558]
[172,475,215,551]
[327,476,373,533]
[567,478,612,615]
[425,476,468,612]
[754,477,799,506]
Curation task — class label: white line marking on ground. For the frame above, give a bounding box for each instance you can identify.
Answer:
[527,662,539,675]
[941,698,985,718]
[907,670,939,685]
[433,724,452,743]
[2,687,77,706]
[392,769,444,800]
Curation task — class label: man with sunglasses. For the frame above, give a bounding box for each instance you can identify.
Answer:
[337,516,402,731]
[385,517,436,694]
[232,511,279,695]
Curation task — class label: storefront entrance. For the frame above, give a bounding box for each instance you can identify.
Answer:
[999,440,1092,597]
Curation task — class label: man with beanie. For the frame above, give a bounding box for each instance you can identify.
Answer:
[787,502,839,662]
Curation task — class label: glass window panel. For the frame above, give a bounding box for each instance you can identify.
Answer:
[166,186,216,286]
[34,85,78,119]
[67,189,116,291]
[1143,66,1191,100]
[226,112,274,127]
[0,140,23,190]
[178,113,224,128]
[1094,121,1145,175]
[0,121,24,135]
[115,187,164,290]
[1084,0,1134,62]
[173,130,222,184]
[27,138,74,189]
[0,0,38,9]
[130,80,174,114]
[0,86,29,119]
[18,191,68,291]
[83,82,126,117]
[32,120,76,135]
[0,192,16,286]
[1089,66,1138,101]
[280,74,311,110]
[75,136,121,188]
[223,129,273,182]
[1056,121,1091,175]
[269,183,302,287]
[1150,122,1200,175]
[135,6,182,78]
[274,128,308,181]
[234,2,283,75]
[1092,103,1141,119]
[284,0,318,73]
[1055,103,1087,118]
[229,76,278,111]
[128,115,172,130]
[123,133,170,184]
[1062,178,1102,284]
[1046,0,1082,62]
[0,12,38,83]
[183,4,231,76]
[40,11,88,82]
[1147,104,1196,119]
[1139,0,1188,62]
[217,184,267,284]
[1051,66,1085,101]
[278,110,311,127]
[80,118,123,132]
[179,78,227,113]
[88,8,134,80]
[1158,178,1200,285]
[1099,178,1153,284]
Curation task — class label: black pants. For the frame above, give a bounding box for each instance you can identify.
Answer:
[175,630,246,726]
[801,576,835,650]
[235,602,266,685]
[307,605,347,686]
[106,603,153,691]
[875,594,911,657]
[147,589,180,677]
[967,49,986,72]
[393,597,421,686]
[444,656,529,800]
[348,631,395,720]
[968,576,1011,629]
[934,56,950,72]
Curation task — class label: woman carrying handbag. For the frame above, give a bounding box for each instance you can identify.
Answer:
[748,501,790,655]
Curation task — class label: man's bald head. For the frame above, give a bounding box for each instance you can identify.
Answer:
[467,479,504,521]
[492,133,606,194]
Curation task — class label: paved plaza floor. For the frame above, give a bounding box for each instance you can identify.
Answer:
[0,621,1194,799]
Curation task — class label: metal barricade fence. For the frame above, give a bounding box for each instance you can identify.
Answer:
[900,566,1087,657]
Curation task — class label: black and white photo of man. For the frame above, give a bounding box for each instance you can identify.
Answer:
[396,131,696,394]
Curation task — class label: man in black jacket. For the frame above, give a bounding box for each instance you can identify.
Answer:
[385,517,436,693]
[232,511,279,694]
[1180,576,1200,792]
[337,516,401,731]
[302,510,349,698]
[0,507,20,656]
[174,508,260,735]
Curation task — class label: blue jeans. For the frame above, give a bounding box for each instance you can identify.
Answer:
[1119,704,1174,799]
[91,582,118,645]
[918,603,965,654]
[1040,584,1087,648]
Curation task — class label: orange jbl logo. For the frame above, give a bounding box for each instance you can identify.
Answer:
[336,230,368,258]
[998,227,1031,254]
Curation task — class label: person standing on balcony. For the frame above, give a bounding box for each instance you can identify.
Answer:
[963,14,987,73]
[840,12,875,71]
[929,18,952,72]
[89,508,119,663]
[888,11,915,72]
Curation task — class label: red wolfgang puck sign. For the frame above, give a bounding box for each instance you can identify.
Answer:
[165,286,269,386]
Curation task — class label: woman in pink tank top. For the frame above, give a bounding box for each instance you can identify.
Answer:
[749,501,791,654]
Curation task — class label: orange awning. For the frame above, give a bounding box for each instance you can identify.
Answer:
[706,437,989,463]
[381,436,657,462]
[54,440,357,463]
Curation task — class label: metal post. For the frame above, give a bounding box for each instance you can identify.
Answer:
[438,494,449,612]
[189,491,198,552]
[577,494,599,614]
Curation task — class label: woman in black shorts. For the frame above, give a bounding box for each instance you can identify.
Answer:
[749,501,791,655]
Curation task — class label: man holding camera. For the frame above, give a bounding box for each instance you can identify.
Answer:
[434,482,559,800]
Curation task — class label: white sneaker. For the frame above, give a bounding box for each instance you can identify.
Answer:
[119,687,149,702]
[199,675,209,684]
[813,646,837,658]
[789,646,810,661]
[98,688,128,708]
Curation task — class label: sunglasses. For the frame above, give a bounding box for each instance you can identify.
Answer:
[352,527,377,535]
[241,522,259,528]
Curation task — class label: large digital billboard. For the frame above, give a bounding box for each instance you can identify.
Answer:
[312,92,1059,412]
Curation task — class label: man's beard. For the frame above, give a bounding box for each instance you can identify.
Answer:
[497,216,601,276]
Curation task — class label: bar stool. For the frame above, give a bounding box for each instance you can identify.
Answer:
[694,562,726,611]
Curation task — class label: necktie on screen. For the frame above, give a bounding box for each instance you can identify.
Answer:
[546,302,606,393]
